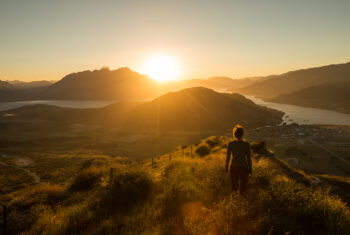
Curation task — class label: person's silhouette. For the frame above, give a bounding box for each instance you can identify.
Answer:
[225,125,252,193]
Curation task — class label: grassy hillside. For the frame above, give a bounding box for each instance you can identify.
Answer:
[268,82,350,114]
[2,136,349,234]
[234,62,350,98]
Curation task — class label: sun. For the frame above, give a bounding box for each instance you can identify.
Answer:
[142,55,179,82]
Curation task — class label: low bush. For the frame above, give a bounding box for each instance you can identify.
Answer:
[205,136,222,148]
[195,143,211,157]
[69,166,104,192]
[251,141,268,154]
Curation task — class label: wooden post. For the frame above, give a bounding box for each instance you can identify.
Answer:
[169,153,171,162]
[3,205,7,235]
[191,146,193,158]
[152,158,154,169]
[182,148,184,158]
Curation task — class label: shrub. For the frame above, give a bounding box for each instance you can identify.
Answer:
[104,170,152,212]
[251,141,268,154]
[69,166,103,192]
[205,136,222,148]
[195,143,211,157]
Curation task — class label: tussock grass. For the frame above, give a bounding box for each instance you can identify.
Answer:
[103,169,153,212]
[6,184,67,234]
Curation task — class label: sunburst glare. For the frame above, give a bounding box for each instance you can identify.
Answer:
[142,55,179,82]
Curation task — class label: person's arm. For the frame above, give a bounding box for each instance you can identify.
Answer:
[225,142,231,173]
[247,143,252,174]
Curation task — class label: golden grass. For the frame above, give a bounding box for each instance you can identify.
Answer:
[3,137,350,234]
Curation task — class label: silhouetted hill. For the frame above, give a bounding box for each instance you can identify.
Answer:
[8,80,54,89]
[0,80,15,90]
[0,81,36,102]
[235,62,350,98]
[122,87,283,132]
[268,82,350,113]
[0,80,55,102]
[0,83,50,103]
[41,67,160,100]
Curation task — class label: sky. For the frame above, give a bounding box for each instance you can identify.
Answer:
[1,0,350,81]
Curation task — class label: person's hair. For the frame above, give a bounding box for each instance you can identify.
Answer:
[233,125,244,139]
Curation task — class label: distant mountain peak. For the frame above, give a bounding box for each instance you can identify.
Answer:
[0,80,15,89]
[41,67,158,100]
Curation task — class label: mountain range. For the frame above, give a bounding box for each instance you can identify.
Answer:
[39,68,260,101]
[1,62,350,115]
[0,67,257,102]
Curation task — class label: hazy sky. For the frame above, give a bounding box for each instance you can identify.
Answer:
[1,0,350,81]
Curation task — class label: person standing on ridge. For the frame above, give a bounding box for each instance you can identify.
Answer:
[225,125,252,193]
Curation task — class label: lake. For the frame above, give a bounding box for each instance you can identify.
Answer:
[1,97,350,126]
[246,96,350,126]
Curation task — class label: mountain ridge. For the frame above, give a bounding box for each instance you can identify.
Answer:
[268,82,350,113]
[232,62,350,98]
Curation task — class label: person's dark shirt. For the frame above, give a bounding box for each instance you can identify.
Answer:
[225,139,252,173]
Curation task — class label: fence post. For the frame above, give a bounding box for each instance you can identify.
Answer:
[191,146,193,158]
[3,205,7,235]
[169,153,171,162]
[182,148,184,158]
[152,158,154,169]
